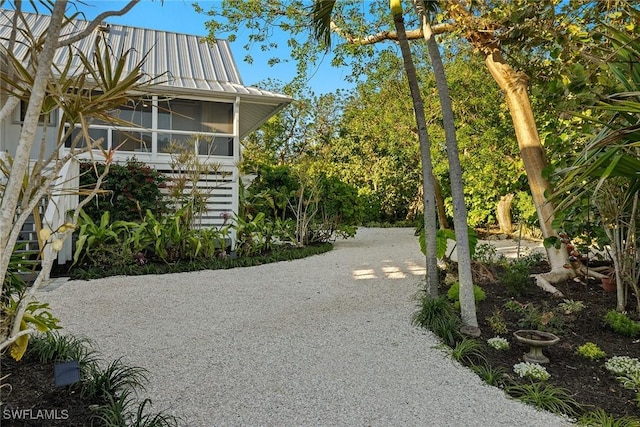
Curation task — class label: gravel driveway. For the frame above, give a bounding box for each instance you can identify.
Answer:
[42,228,570,426]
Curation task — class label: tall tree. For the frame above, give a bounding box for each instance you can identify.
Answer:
[444,0,566,271]
[414,0,477,330]
[387,0,440,296]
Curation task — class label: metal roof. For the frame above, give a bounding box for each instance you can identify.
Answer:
[0,9,292,137]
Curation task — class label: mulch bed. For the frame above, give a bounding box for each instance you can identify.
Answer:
[471,261,640,418]
[1,358,102,426]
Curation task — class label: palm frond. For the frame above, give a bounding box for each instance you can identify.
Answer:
[311,0,336,50]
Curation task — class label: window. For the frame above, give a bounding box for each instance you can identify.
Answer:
[16,100,57,126]
[64,127,108,149]
[159,100,233,133]
[198,136,234,156]
[64,97,235,156]
[116,99,152,128]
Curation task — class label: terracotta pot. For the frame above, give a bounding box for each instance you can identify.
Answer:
[600,276,616,292]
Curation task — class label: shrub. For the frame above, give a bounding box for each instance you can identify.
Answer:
[70,243,333,280]
[473,242,497,264]
[604,356,640,410]
[80,159,169,223]
[503,299,526,313]
[603,310,640,338]
[558,299,586,315]
[486,309,508,335]
[605,356,640,377]
[446,282,486,309]
[516,303,565,333]
[576,342,606,361]
[500,260,531,296]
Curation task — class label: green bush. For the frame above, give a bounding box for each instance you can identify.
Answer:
[500,260,532,296]
[576,342,606,361]
[604,310,640,338]
[486,309,508,335]
[516,303,565,333]
[70,242,333,280]
[247,164,361,243]
[447,282,486,309]
[80,159,169,223]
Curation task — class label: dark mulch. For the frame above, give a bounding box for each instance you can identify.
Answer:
[471,261,640,419]
[1,357,104,426]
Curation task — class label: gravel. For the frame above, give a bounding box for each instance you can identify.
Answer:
[41,227,572,426]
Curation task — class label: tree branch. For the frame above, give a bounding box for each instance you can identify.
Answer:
[0,328,35,352]
[59,0,141,46]
[330,20,454,46]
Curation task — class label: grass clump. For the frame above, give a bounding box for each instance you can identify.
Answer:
[506,382,582,416]
[25,332,179,426]
[449,337,486,364]
[412,294,461,347]
[472,363,507,387]
[578,409,640,427]
[603,310,640,338]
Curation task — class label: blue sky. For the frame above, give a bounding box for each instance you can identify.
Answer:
[63,0,354,94]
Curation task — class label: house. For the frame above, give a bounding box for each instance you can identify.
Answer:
[0,10,292,262]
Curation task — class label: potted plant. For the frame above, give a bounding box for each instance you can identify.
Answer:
[600,268,616,293]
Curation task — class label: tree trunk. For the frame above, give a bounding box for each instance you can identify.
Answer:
[393,12,440,296]
[0,0,68,287]
[418,8,478,331]
[444,1,568,276]
[497,193,514,235]
[434,176,449,229]
[483,51,567,270]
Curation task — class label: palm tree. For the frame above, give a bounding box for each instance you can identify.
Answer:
[314,0,440,297]
[413,0,478,331]
[313,0,480,331]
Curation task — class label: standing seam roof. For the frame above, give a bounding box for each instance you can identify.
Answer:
[0,10,289,102]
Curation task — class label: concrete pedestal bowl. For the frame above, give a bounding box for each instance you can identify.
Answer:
[513,330,560,364]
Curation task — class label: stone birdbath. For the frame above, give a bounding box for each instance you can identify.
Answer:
[513,330,560,364]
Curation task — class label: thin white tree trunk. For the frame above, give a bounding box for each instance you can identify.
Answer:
[418,9,478,331]
[0,0,68,287]
[392,12,440,296]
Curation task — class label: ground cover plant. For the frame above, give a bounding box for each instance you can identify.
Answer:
[414,255,640,422]
[1,332,178,426]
